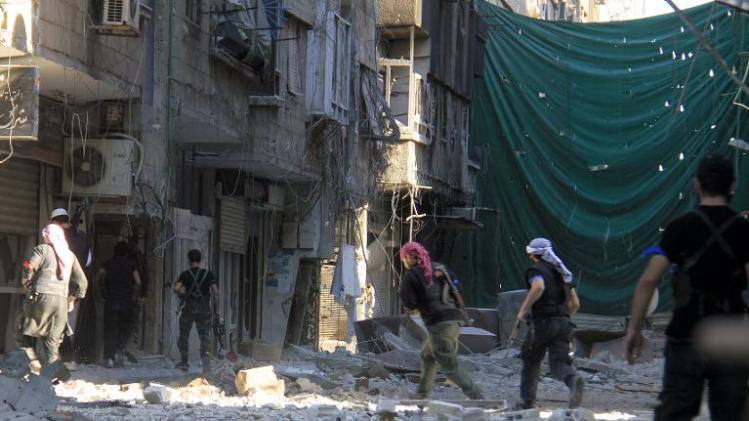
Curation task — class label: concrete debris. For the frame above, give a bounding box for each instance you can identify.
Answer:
[295,377,321,393]
[428,400,465,419]
[235,366,285,397]
[458,327,498,354]
[354,377,369,392]
[548,408,596,421]
[497,408,542,420]
[0,350,33,379]
[0,369,58,416]
[143,383,176,404]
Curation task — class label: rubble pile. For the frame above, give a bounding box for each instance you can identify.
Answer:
[45,339,669,420]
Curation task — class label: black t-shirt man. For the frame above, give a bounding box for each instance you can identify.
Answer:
[660,205,749,339]
[176,267,218,312]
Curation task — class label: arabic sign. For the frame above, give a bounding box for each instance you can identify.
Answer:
[0,65,39,141]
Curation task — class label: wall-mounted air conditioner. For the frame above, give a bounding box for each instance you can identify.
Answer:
[62,138,135,197]
[100,0,141,36]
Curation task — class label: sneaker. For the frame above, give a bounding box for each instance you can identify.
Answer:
[104,358,114,368]
[175,361,189,371]
[568,375,585,408]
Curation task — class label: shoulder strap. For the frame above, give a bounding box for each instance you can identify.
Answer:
[684,210,741,274]
[186,268,209,299]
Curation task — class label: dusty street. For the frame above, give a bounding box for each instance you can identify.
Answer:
[0,332,711,421]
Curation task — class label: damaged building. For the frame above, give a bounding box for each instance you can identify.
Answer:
[0,0,488,365]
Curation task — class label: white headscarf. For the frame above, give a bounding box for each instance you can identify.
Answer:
[43,224,74,281]
[526,238,573,284]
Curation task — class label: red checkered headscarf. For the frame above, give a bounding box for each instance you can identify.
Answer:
[399,241,433,285]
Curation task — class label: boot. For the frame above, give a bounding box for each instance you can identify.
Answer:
[567,375,585,408]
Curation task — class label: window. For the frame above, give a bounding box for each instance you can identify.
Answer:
[331,14,351,116]
[186,0,201,26]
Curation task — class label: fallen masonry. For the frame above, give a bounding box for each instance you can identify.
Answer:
[0,326,673,420]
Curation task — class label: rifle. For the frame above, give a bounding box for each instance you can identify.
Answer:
[433,262,472,325]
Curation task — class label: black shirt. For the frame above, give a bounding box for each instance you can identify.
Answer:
[177,267,217,299]
[660,205,749,339]
[399,266,463,326]
[103,256,137,304]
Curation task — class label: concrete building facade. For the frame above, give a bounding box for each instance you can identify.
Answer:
[0,0,485,361]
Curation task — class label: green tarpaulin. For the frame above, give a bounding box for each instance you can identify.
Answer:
[446,2,749,315]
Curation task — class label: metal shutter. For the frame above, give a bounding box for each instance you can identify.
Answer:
[0,158,39,236]
[317,263,348,349]
[220,196,246,254]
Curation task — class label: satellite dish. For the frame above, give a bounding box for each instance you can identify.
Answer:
[646,288,659,317]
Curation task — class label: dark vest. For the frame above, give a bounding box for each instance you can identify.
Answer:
[526,261,569,318]
[424,274,459,315]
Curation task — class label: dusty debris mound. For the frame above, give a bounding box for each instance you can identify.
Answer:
[0,350,62,420]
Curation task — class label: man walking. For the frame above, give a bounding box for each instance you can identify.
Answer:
[174,249,219,372]
[398,241,483,400]
[16,224,88,370]
[515,238,583,409]
[98,241,141,368]
[625,154,749,420]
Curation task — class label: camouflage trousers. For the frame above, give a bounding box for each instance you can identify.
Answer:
[177,309,211,362]
[418,320,482,399]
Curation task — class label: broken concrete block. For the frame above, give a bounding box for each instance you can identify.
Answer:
[7,374,57,414]
[376,398,398,413]
[458,327,498,354]
[354,377,369,392]
[310,404,339,417]
[462,407,488,421]
[0,350,32,379]
[235,366,285,397]
[548,408,596,421]
[39,360,71,382]
[498,408,542,420]
[428,400,465,420]
[366,363,392,379]
[143,383,176,404]
[296,377,321,393]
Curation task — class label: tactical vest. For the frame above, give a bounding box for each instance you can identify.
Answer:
[527,261,569,318]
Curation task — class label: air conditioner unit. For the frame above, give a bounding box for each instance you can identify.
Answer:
[62,138,135,197]
[100,0,141,36]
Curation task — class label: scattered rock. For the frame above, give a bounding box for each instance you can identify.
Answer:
[235,366,285,397]
[462,407,489,421]
[548,408,596,421]
[187,377,211,388]
[354,377,369,392]
[0,350,32,379]
[497,408,541,420]
[365,363,391,379]
[296,377,321,393]
[143,383,176,404]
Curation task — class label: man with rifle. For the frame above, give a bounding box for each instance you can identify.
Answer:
[398,241,483,400]
[174,249,220,373]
